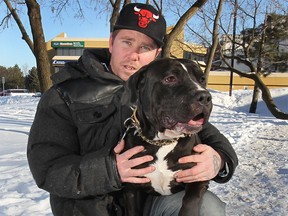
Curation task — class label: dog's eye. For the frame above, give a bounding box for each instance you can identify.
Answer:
[200,76,206,84]
[164,75,177,84]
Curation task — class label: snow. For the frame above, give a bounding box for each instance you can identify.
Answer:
[0,89,287,216]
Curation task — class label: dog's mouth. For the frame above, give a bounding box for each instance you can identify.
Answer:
[162,113,207,135]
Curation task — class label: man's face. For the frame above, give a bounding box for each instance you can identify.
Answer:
[109,29,162,81]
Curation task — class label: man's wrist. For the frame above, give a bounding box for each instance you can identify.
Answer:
[218,162,229,178]
[216,151,225,171]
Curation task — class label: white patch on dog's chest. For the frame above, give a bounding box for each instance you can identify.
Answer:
[144,142,177,195]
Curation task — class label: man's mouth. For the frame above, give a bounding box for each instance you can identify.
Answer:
[124,65,137,71]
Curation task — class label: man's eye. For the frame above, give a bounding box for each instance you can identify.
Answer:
[123,40,132,46]
[140,46,151,52]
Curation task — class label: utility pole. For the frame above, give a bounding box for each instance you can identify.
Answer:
[229,0,238,96]
[1,77,5,92]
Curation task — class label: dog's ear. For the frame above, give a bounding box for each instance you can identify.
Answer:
[177,59,207,86]
[122,65,148,105]
[177,58,203,72]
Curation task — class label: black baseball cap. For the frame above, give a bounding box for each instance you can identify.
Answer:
[113,3,166,47]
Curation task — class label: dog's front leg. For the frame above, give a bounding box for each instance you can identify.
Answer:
[178,181,209,216]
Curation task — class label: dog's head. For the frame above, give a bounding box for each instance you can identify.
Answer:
[124,58,212,141]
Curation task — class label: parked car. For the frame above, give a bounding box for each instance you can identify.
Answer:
[32,92,42,97]
[0,89,34,96]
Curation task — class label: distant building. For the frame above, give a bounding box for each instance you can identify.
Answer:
[217,34,252,72]
[46,32,109,73]
[217,22,288,73]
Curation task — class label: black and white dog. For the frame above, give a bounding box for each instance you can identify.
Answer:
[121,58,213,216]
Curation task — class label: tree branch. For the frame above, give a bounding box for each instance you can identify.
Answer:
[0,13,12,28]
[220,50,288,119]
[163,0,208,57]
[3,0,34,54]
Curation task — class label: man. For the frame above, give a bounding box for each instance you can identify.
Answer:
[27,3,238,216]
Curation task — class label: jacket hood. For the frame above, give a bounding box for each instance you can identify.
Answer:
[51,49,121,85]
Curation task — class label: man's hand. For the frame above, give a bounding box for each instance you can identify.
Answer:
[114,139,155,184]
[174,144,224,183]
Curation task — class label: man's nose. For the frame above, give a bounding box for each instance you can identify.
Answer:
[128,48,140,61]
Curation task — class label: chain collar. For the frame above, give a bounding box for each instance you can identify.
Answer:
[123,107,180,146]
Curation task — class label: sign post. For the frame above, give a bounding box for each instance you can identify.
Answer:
[1,77,5,92]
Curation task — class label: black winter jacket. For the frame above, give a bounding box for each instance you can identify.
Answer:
[27,49,238,216]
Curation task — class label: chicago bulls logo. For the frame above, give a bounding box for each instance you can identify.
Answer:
[134,6,159,28]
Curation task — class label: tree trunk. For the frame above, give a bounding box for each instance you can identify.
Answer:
[249,85,260,113]
[204,0,224,87]
[26,0,52,92]
[249,13,267,113]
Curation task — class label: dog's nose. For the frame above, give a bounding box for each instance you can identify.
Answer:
[195,91,212,105]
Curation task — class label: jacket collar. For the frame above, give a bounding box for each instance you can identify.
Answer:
[51,48,122,85]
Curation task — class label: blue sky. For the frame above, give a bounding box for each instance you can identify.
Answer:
[0,4,111,70]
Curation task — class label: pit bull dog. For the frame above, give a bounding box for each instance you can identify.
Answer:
[121,58,213,216]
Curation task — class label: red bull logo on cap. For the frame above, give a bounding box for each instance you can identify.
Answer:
[134,6,159,28]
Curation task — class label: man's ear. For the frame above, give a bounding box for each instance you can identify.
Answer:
[108,33,113,54]
[156,48,162,58]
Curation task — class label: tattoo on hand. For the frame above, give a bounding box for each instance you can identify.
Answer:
[213,155,220,174]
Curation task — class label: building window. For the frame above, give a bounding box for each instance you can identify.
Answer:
[75,48,83,56]
[56,48,84,56]
[184,51,205,62]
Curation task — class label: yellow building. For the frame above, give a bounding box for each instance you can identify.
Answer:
[167,26,207,62]
[46,32,109,73]
[207,71,288,91]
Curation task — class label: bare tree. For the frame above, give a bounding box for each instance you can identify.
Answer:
[216,0,288,119]
[2,0,52,93]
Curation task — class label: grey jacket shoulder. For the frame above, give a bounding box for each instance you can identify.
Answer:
[50,48,124,106]
[51,48,114,85]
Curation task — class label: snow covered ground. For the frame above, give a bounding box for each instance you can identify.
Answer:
[0,88,287,216]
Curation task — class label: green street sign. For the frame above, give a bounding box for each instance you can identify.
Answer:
[51,41,85,48]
